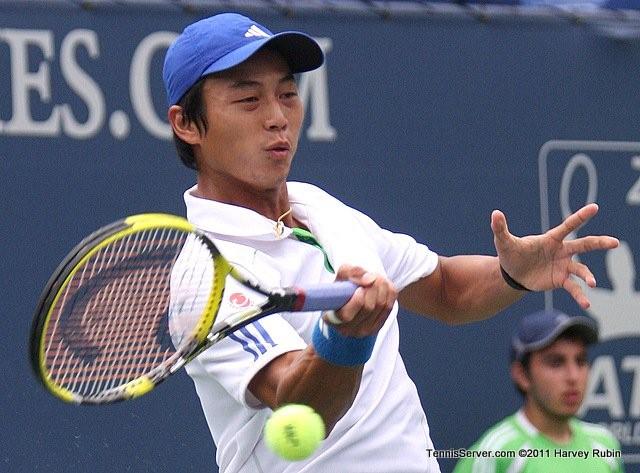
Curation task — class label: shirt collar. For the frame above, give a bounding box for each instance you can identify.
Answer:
[184,183,310,241]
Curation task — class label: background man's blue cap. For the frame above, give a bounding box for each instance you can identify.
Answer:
[510,309,598,362]
[163,13,324,105]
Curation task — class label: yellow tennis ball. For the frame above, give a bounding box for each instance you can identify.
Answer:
[264,404,325,461]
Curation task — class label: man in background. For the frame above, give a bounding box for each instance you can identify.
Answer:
[453,309,624,473]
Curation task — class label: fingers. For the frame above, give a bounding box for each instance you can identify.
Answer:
[561,259,600,308]
[564,235,620,255]
[490,210,511,243]
[562,277,591,310]
[334,264,369,284]
[322,310,343,325]
[548,203,599,241]
[330,265,397,337]
[568,260,596,288]
[337,275,395,325]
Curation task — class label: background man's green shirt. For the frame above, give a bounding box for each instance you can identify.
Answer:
[452,410,624,473]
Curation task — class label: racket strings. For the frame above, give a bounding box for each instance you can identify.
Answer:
[42,228,212,398]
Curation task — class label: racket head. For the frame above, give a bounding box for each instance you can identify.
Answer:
[30,214,229,404]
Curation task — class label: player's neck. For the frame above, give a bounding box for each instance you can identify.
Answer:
[195,176,294,225]
[523,402,573,445]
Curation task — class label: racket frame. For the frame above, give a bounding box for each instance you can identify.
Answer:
[30,214,228,404]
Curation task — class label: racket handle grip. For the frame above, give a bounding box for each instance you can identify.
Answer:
[301,281,358,312]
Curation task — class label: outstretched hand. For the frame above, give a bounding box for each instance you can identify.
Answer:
[491,203,619,309]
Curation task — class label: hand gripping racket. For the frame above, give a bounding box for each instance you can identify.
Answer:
[30,214,356,405]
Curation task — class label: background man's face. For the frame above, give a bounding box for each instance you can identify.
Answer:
[520,338,590,420]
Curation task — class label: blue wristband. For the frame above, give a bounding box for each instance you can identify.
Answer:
[312,318,376,367]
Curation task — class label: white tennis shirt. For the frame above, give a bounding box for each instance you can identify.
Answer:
[182,182,441,473]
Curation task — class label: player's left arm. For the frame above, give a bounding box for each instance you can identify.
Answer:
[399,203,619,323]
[399,254,521,324]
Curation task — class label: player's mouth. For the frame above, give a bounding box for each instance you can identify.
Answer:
[265,141,291,159]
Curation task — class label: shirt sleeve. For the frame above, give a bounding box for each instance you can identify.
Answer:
[349,208,439,290]
[187,307,307,408]
[171,242,307,409]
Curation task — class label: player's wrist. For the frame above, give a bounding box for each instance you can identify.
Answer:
[500,265,531,292]
[312,318,376,366]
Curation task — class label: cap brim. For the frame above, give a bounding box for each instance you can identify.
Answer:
[512,315,598,361]
[202,31,324,77]
[537,316,598,348]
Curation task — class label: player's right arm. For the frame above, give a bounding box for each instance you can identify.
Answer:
[249,265,396,433]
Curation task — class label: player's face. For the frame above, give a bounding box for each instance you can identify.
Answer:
[195,49,303,199]
[521,338,589,420]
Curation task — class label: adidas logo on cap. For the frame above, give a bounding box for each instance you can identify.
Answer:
[245,25,270,38]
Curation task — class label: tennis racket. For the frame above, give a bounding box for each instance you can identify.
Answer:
[30,213,356,405]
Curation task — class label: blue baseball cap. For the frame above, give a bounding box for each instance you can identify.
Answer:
[510,309,598,362]
[163,13,324,105]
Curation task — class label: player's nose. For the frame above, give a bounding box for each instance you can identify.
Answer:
[264,100,288,131]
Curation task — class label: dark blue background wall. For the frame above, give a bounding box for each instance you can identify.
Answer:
[2,4,639,472]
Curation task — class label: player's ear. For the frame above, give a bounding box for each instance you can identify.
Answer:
[168,105,202,145]
[511,361,530,394]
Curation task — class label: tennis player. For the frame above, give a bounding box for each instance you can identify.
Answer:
[162,13,619,473]
[453,310,624,473]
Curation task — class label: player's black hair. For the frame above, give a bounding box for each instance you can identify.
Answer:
[172,77,209,171]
